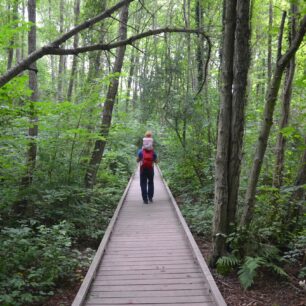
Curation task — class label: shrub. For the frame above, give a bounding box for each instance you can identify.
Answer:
[0,221,78,306]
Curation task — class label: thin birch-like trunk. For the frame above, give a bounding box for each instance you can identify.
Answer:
[84,4,129,188]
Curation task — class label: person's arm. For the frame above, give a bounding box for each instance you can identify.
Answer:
[136,149,142,162]
[153,152,158,163]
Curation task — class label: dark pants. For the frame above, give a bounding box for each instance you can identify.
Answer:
[140,167,154,201]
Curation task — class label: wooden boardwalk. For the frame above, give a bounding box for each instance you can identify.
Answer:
[72,167,226,306]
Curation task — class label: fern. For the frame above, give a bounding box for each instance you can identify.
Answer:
[216,255,240,275]
[265,262,288,278]
[238,256,266,289]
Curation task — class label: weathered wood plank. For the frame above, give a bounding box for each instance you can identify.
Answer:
[90,283,208,292]
[92,277,205,286]
[95,272,202,280]
[88,289,208,298]
[85,295,213,304]
[96,268,201,276]
[86,303,213,306]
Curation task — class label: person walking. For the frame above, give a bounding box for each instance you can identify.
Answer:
[137,132,158,204]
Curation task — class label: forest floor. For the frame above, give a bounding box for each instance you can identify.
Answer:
[43,236,306,306]
[196,236,306,306]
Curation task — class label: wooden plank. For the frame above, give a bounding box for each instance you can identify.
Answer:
[104,250,192,256]
[100,259,197,267]
[71,174,135,306]
[96,268,201,276]
[99,263,199,271]
[92,277,205,286]
[95,272,203,280]
[85,295,213,304]
[90,283,207,292]
[157,166,227,306]
[88,289,208,298]
[86,303,214,306]
[102,255,193,261]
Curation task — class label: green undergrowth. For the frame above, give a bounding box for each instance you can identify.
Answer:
[0,166,131,306]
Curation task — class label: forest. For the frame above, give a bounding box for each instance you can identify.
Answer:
[0,0,305,305]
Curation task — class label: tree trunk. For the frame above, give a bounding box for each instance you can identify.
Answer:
[241,15,306,227]
[125,47,135,112]
[195,0,204,91]
[267,0,273,85]
[67,0,81,101]
[227,0,251,230]
[84,4,129,188]
[57,0,65,101]
[7,1,18,70]
[273,4,297,188]
[284,137,306,231]
[211,0,237,265]
[48,0,55,87]
[20,0,38,188]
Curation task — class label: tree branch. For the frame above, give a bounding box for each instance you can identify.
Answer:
[0,27,210,87]
[0,0,134,88]
[45,28,210,55]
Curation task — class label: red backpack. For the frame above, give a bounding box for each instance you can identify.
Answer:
[142,149,154,169]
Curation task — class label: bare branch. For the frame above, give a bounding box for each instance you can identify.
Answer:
[109,15,138,32]
[46,28,210,55]
[51,0,134,47]
[0,0,134,87]
[277,11,287,61]
[195,37,212,97]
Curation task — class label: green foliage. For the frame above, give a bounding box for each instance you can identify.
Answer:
[181,203,214,237]
[0,222,78,305]
[216,226,289,289]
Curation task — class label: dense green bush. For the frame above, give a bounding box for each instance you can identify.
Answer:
[0,222,78,305]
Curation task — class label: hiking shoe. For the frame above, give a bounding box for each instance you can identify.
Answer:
[149,198,153,203]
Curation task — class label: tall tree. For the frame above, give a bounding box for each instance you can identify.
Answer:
[241,15,306,227]
[212,0,251,264]
[212,0,237,263]
[227,0,251,230]
[67,0,81,101]
[57,0,65,101]
[84,4,130,188]
[7,0,19,70]
[20,0,38,188]
[273,3,297,188]
[267,0,273,85]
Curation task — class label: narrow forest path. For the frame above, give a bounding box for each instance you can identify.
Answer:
[72,166,226,306]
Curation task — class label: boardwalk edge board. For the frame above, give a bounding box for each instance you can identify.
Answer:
[157,166,227,306]
[71,173,135,306]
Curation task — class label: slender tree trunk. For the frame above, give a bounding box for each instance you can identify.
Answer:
[57,0,65,101]
[7,1,18,70]
[196,0,204,91]
[241,15,306,227]
[182,0,191,149]
[273,4,297,188]
[20,0,38,188]
[84,4,129,188]
[211,0,237,264]
[227,0,251,229]
[125,47,135,112]
[267,0,273,85]
[67,0,81,101]
[48,0,55,87]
